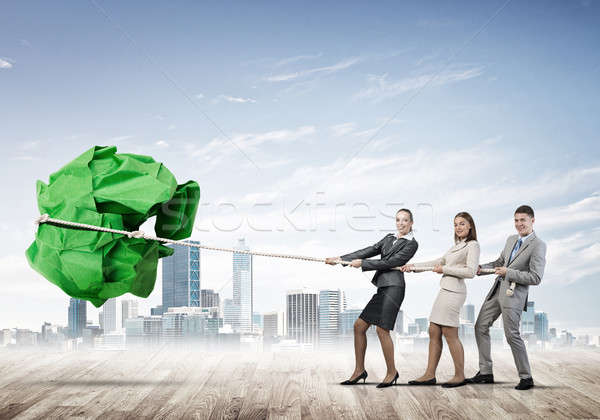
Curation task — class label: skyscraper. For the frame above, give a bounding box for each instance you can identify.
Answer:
[233,238,253,333]
[286,289,318,344]
[162,241,201,309]
[102,298,118,333]
[460,303,475,324]
[394,310,404,334]
[521,301,535,334]
[534,312,549,341]
[223,298,241,331]
[263,312,279,338]
[68,298,86,338]
[415,317,429,334]
[340,309,362,335]
[318,289,345,347]
[201,289,220,308]
[121,299,139,328]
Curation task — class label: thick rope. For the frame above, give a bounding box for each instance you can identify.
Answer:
[34,214,510,293]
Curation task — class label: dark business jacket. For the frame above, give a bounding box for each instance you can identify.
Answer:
[340,234,418,288]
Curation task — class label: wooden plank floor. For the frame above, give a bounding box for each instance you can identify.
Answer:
[1,347,600,419]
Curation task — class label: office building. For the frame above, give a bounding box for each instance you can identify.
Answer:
[318,289,345,347]
[102,298,118,333]
[460,303,475,324]
[162,241,201,309]
[415,317,429,334]
[121,299,139,328]
[68,298,87,338]
[394,310,404,334]
[201,289,220,309]
[521,301,535,335]
[223,298,241,331]
[534,312,549,341]
[287,289,318,344]
[233,239,253,333]
[263,312,280,338]
[339,309,362,335]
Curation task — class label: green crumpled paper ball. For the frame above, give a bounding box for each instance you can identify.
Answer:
[25,145,200,307]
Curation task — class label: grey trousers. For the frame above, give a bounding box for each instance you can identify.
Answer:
[474,288,532,379]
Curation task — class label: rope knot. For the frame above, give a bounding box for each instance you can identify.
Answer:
[35,214,50,226]
[128,230,146,239]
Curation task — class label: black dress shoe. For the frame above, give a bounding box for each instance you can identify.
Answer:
[466,371,494,384]
[442,379,467,388]
[376,372,399,388]
[408,377,437,385]
[340,370,368,385]
[515,377,534,390]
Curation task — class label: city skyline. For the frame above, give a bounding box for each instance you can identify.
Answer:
[1,1,599,334]
[2,282,596,350]
[0,234,596,345]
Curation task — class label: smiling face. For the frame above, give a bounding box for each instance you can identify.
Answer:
[396,211,413,236]
[514,212,534,236]
[454,216,471,240]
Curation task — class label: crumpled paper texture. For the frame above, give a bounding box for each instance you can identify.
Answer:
[26,145,200,307]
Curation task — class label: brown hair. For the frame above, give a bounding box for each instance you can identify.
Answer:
[515,205,534,218]
[454,212,477,242]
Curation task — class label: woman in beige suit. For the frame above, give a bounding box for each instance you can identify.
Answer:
[401,212,479,388]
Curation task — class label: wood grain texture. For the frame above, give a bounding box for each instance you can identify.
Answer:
[0,348,599,419]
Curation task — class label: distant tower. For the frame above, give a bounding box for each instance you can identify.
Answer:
[318,289,345,347]
[394,310,404,334]
[286,289,318,344]
[121,299,139,328]
[460,303,475,324]
[201,289,220,309]
[162,241,201,309]
[521,301,535,334]
[415,317,428,334]
[102,298,118,333]
[68,298,87,338]
[223,298,241,331]
[233,239,253,333]
[534,312,549,341]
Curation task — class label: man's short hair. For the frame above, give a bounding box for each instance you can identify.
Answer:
[515,205,534,218]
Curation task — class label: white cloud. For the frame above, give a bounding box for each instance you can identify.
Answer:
[155,140,169,148]
[354,67,484,102]
[544,228,600,285]
[188,125,316,173]
[0,58,14,69]
[535,193,600,231]
[218,95,257,104]
[265,57,361,82]
[275,53,323,66]
[195,93,204,99]
[330,122,357,137]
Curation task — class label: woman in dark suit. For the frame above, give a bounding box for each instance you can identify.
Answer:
[326,208,418,388]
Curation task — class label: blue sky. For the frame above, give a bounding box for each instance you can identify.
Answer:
[1,1,599,332]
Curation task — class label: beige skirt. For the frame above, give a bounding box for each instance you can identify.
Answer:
[429,288,466,327]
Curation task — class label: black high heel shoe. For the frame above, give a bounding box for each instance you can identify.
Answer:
[340,371,368,385]
[376,371,399,388]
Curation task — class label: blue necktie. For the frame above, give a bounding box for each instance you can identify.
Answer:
[509,238,523,264]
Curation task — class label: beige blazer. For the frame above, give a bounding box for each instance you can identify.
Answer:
[413,240,480,293]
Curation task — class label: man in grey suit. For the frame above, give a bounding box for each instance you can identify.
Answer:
[468,205,547,390]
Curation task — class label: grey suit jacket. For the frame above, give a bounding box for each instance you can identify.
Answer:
[341,234,418,288]
[480,232,547,311]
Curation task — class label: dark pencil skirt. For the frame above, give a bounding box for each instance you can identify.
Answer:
[359,286,405,331]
